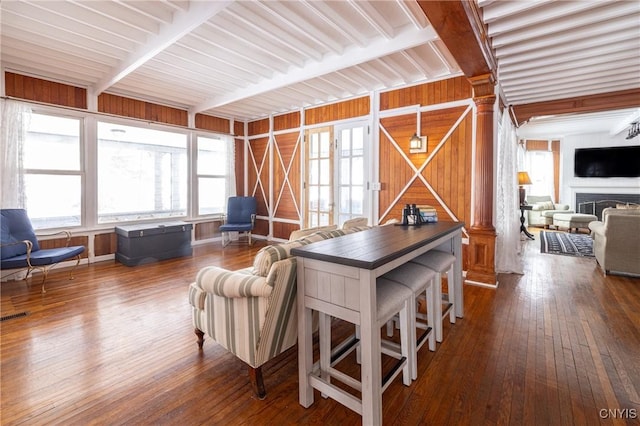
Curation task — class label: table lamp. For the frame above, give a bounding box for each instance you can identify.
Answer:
[518,171,532,205]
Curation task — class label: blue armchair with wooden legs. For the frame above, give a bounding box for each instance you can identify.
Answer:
[1,209,85,293]
[219,196,257,247]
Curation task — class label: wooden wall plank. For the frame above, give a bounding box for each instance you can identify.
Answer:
[234,121,245,137]
[248,118,270,136]
[235,138,245,196]
[5,72,87,109]
[247,137,270,230]
[195,114,230,134]
[273,222,299,240]
[379,77,472,110]
[194,221,222,241]
[94,233,116,256]
[305,96,370,125]
[272,132,301,222]
[274,111,301,131]
[98,93,188,126]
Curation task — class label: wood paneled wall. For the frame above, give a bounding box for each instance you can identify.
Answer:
[248,118,270,136]
[234,121,245,137]
[271,131,301,239]
[5,72,87,109]
[94,233,117,257]
[272,132,301,221]
[274,111,301,131]
[305,96,370,125]
[235,138,245,196]
[247,137,271,221]
[380,76,471,110]
[242,81,473,242]
[98,93,188,125]
[246,96,372,239]
[195,113,230,133]
[6,71,474,258]
[379,106,473,229]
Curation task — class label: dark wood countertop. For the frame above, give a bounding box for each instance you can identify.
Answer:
[291,222,464,270]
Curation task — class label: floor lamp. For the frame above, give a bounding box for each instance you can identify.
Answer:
[518,171,532,205]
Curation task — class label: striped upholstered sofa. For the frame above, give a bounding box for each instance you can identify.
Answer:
[188,225,370,398]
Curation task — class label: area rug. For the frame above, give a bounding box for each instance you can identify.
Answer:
[540,231,594,257]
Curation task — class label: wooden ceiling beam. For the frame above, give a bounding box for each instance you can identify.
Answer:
[511,88,640,126]
[417,0,496,81]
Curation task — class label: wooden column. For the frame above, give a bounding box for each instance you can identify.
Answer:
[467,75,497,286]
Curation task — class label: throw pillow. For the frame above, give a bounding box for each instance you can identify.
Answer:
[616,203,640,210]
[532,201,554,211]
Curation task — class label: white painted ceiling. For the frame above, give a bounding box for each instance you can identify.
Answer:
[0,0,460,121]
[478,0,640,138]
[1,0,639,127]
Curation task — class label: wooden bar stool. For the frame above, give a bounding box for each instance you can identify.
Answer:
[382,262,437,380]
[318,276,414,403]
[410,250,456,342]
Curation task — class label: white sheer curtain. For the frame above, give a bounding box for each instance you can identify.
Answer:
[225,135,237,198]
[1,99,31,208]
[495,110,523,274]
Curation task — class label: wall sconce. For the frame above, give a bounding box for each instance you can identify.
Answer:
[518,171,532,205]
[409,133,427,153]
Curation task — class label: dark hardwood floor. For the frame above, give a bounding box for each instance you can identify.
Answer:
[1,232,639,425]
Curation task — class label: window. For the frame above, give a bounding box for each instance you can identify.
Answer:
[336,123,366,225]
[24,113,82,229]
[305,127,333,227]
[196,135,234,215]
[97,122,187,223]
[525,150,555,200]
[304,122,368,228]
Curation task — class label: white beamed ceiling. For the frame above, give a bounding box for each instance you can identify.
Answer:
[0,0,458,121]
[478,0,640,136]
[1,1,638,125]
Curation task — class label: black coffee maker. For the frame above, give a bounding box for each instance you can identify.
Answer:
[402,203,423,225]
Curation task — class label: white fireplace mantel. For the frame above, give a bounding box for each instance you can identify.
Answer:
[570,185,640,206]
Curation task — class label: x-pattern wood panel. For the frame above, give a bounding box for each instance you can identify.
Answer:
[272,132,301,221]
[247,137,270,218]
[379,104,473,237]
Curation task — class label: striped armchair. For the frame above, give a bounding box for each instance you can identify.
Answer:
[189,226,370,398]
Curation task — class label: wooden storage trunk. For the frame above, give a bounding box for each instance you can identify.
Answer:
[115,222,193,266]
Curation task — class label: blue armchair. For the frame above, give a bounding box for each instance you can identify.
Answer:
[219,197,257,247]
[1,209,85,293]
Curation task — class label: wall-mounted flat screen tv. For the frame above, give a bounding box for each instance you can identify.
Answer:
[574,145,640,178]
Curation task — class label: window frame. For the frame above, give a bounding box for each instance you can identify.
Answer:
[23,108,85,230]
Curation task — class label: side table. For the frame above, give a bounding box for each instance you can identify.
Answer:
[519,205,534,240]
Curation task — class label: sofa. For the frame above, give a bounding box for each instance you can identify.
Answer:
[588,207,640,276]
[526,195,573,228]
[188,225,370,398]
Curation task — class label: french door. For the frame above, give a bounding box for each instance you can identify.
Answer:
[305,127,333,227]
[305,122,368,227]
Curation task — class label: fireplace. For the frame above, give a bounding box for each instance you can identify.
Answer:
[575,193,640,220]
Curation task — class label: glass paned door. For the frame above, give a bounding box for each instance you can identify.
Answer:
[305,127,333,227]
[336,123,367,226]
